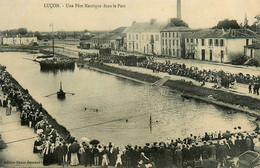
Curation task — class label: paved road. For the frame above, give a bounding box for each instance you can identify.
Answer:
[0,93,42,167]
[55,43,260,77]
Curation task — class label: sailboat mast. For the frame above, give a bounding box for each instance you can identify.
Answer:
[60,81,62,90]
[149,113,152,132]
[50,23,54,56]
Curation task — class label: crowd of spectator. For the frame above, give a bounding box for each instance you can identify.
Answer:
[139,60,260,91]
[78,53,260,92]
[1,59,260,168]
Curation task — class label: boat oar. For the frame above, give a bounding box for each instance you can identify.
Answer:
[66,92,75,95]
[22,57,34,61]
[45,93,57,97]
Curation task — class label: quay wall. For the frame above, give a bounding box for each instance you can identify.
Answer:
[1,66,72,141]
[87,63,260,117]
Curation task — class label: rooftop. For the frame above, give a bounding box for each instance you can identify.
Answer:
[245,42,260,49]
[92,27,128,40]
[185,29,256,39]
[127,20,168,32]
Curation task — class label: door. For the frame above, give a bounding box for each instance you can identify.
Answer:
[210,50,213,61]
[221,50,224,63]
[201,49,205,60]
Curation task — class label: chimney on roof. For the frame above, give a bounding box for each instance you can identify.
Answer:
[150,19,157,25]
[177,0,181,20]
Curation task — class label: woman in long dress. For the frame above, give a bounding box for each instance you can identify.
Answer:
[78,144,86,165]
[70,141,80,166]
[43,142,51,166]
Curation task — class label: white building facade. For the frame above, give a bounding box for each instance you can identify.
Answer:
[161,27,198,58]
[184,29,255,63]
[126,19,167,55]
[3,36,37,45]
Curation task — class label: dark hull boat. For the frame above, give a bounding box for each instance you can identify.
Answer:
[57,90,66,99]
[39,59,75,70]
[57,81,66,99]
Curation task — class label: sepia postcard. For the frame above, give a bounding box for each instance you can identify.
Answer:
[0,0,259,167]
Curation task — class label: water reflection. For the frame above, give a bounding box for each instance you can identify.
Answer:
[0,52,256,146]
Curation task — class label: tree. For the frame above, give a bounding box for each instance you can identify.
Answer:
[18,28,28,35]
[168,18,189,27]
[250,14,260,32]
[34,31,43,40]
[213,19,240,29]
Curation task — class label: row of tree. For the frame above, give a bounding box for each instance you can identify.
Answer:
[213,14,260,30]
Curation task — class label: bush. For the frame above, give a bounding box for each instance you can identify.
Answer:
[231,54,248,65]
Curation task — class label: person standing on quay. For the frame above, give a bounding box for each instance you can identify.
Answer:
[70,140,80,166]
[249,83,252,93]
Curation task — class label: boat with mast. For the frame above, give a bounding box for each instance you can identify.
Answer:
[57,81,66,99]
[45,81,75,99]
[37,23,75,70]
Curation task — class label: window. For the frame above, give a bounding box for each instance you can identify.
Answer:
[155,35,159,41]
[209,39,213,46]
[196,39,198,43]
[165,33,167,38]
[173,40,175,46]
[177,49,180,57]
[129,34,131,40]
[215,39,219,46]
[136,43,138,50]
[202,39,205,46]
[176,40,179,46]
[176,33,178,38]
[165,39,167,45]
[162,33,164,37]
[187,38,189,43]
[136,34,138,40]
[162,48,165,55]
[169,40,171,46]
[173,49,175,56]
[191,38,193,43]
[169,33,171,37]
[220,39,224,46]
[246,39,249,45]
[162,39,164,45]
[129,43,131,49]
[173,32,175,38]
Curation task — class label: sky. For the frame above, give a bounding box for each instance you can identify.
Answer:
[0,0,259,32]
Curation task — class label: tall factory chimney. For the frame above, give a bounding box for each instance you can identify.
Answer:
[177,0,181,20]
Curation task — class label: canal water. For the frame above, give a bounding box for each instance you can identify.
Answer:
[0,52,256,146]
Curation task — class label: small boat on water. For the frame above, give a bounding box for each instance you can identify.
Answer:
[45,81,75,99]
[57,81,66,99]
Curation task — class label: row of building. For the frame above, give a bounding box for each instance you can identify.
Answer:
[87,18,259,63]
[1,19,259,63]
[0,35,37,46]
[125,19,259,63]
